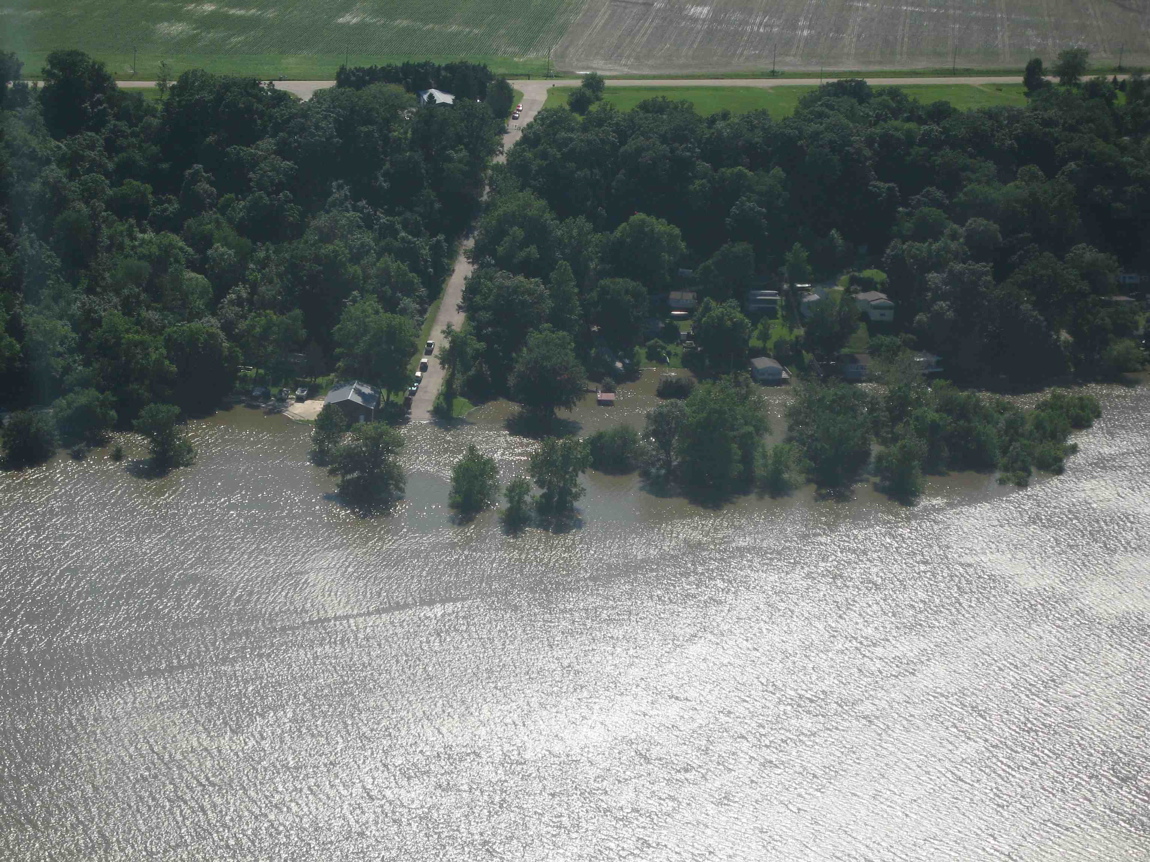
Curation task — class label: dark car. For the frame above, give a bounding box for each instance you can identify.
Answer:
[251,386,270,401]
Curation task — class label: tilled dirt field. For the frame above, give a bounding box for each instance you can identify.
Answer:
[553,0,1150,74]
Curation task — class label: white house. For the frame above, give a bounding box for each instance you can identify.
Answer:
[855,290,895,322]
[417,89,455,106]
[749,356,790,385]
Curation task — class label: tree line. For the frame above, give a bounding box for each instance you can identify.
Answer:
[440,52,1147,415]
[0,53,506,467]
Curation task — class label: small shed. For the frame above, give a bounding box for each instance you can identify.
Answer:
[324,381,380,423]
[749,356,789,385]
[841,353,871,382]
[596,390,616,406]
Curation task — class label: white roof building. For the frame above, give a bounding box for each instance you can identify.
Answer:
[417,89,455,106]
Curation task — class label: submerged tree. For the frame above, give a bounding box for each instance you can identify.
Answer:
[329,422,405,512]
[133,403,195,472]
[450,444,500,519]
[2,410,58,468]
[501,476,533,533]
[310,403,348,465]
[529,436,589,523]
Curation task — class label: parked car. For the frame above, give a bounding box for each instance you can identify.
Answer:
[277,388,291,401]
[251,386,270,401]
[512,111,520,120]
[419,358,429,372]
[407,383,419,397]
[295,386,309,401]
[413,371,423,385]
[425,340,435,355]
[516,103,523,111]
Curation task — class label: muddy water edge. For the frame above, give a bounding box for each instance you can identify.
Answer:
[1,375,1148,860]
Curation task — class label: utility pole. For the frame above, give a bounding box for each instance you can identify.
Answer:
[772,44,776,76]
[132,46,137,77]
[952,43,957,75]
[1118,43,1124,72]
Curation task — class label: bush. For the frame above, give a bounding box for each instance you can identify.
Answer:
[2,411,58,468]
[587,425,641,474]
[656,375,695,399]
[53,388,117,447]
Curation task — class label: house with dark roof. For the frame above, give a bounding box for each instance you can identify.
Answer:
[323,381,379,423]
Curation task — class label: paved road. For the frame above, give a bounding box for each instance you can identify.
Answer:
[407,83,549,422]
[118,75,1032,102]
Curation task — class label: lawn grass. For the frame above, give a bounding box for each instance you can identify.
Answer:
[543,83,1028,118]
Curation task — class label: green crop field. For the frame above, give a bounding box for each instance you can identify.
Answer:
[2,0,1145,80]
[0,0,583,79]
[542,84,1028,117]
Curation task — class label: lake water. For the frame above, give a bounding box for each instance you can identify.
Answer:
[2,378,1148,860]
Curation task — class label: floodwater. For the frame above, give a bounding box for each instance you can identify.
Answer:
[1,376,1148,861]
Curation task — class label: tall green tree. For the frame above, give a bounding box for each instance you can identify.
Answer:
[803,293,859,361]
[328,421,406,512]
[696,242,755,303]
[602,214,685,293]
[676,376,768,493]
[333,297,417,398]
[786,383,872,492]
[164,323,240,416]
[509,326,585,418]
[642,399,687,477]
[1053,48,1089,87]
[590,277,647,349]
[693,299,752,374]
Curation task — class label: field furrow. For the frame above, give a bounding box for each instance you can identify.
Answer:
[553,0,1150,74]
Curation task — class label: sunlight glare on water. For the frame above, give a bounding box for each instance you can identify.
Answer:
[1,380,1148,860]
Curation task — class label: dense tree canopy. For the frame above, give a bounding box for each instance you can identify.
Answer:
[0,54,503,425]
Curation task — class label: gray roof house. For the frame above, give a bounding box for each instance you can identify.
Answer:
[324,381,380,422]
[854,290,895,322]
[750,356,790,385]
